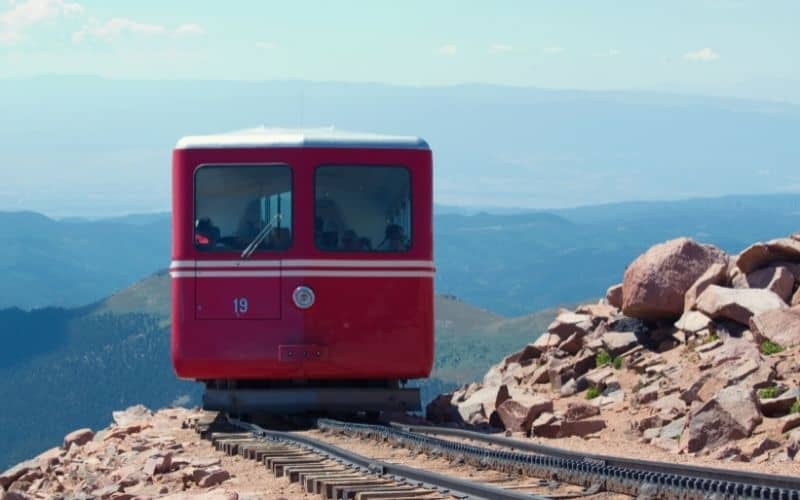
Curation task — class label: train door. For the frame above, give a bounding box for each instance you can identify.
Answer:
[193,164,292,320]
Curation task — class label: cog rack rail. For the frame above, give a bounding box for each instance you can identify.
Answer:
[318,418,800,500]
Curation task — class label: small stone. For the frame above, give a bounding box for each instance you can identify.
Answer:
[197,467,230,487]
[659,417,686,440]
[112,405,153,427]
[695,339,722,353]
[684,386,762,453]
[742,266,795,302]
[759,388,800,417]
[605,284,623,309]
[601,331,639,355]
[684,262,729,312]
[558,419,606,437]
[779,413,800,433]
[585,366,614,388]
[576,303,619,319]
[547,312,592,339]
[695,285,788,325]
[748,438,781,459]
[189,457,222,469]
[674,311,713,333]
[143,453,172,476]
[736,237,800,274]
[723,358,759,384]
[749,308,800,348]
[531,412,556,428]
[559,378,577,397]
[564,402,600,421]
[63,428,94,449]
[636,385,659,405]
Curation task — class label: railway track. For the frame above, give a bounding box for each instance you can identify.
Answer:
[188,413,800,499]
[191,413,562,499]
[319,419,800,500]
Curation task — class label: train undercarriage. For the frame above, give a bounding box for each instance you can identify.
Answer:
[201,379,421,415]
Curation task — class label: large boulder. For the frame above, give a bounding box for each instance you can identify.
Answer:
[684,262,728,311]
[733,265,795,302]
[749,307,800,347]
[736,237,800,274]
[684,386,762,453]
[622,238,727,320]
[695,285,787,325]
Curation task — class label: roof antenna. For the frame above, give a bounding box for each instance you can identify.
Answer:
[299,82,305,130]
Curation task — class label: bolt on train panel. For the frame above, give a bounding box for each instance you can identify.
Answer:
[170,127,434,413]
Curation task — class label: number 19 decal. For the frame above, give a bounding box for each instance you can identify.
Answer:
[233,297,249,316]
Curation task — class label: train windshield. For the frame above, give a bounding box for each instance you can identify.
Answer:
[315,165,411,252]
[194,165,292,252]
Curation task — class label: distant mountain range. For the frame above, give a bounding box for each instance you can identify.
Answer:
[0,272,552,470]
[1,77,799,215]
[2,193,799,315]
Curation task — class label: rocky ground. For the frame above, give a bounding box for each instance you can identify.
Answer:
[0,406,306,500]
[4,233,800,499]
[428,234,800,473]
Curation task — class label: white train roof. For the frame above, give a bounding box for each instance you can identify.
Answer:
[175,126,429,150]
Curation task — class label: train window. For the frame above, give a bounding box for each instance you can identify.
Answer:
[194,165,292,252]
[315,166,411,252]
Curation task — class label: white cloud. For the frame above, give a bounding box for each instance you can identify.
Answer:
[174,23,204,37]
[256,41,277,50]
[73,17,164,42]
[593,48,620,58]
[73,17,204,43]
[683,47,719,61]
[489,42,512,53]
[0,0,84,44]
[434,43,457,56]
[542,45,565,54]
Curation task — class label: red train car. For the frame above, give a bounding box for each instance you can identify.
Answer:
[170,127,434,413]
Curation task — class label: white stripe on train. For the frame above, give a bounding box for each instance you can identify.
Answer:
[169,270,434,279]
[169,259,435,270]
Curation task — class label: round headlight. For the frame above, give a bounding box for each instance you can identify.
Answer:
[292,286,315,309]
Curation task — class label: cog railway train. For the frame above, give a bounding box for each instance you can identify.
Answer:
[170,127,434,414]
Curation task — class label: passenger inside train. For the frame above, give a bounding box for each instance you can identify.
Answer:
[194,165,292,251]
[193,164,410,253]
[314,165,411,252]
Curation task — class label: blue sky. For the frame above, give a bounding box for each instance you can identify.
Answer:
[1,0,798,102]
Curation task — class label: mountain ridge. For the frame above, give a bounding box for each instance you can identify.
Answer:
[2,192,800,314]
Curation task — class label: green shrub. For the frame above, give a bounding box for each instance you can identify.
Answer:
[791,399,800,415]
[761,340,784,356]
[757,386,779,399]
[595,350,612,368]
[703,332,719,344]
[612,356,623,370]
[586,386,601,400]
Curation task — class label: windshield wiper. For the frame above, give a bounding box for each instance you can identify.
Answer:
[241,214,281,259]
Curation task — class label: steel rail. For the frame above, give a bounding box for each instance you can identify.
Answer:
[395,422,800,492]
[318,419,800,500]
[226,415,545,500]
